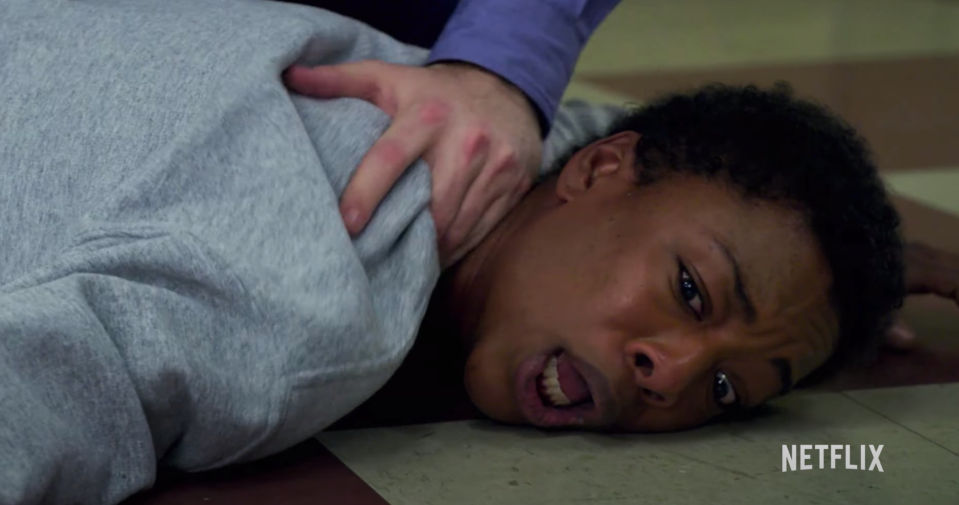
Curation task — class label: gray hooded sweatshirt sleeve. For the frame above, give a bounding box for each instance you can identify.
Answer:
[0,0,623,503]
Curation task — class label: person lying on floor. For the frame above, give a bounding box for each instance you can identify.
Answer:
[2,1,957,504]
[353,87,959,430]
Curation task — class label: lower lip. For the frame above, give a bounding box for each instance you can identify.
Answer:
[514,350,608,428]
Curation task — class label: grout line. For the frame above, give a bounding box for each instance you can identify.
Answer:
[840,391,959,459]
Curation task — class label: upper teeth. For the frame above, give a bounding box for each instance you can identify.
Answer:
[542,356,572,406]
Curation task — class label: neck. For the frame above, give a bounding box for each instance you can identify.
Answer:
[434,178,561,339]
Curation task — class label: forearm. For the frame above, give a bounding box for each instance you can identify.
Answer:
[427,0,621,134]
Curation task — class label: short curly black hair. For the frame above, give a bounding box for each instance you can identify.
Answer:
[602,82,905,383]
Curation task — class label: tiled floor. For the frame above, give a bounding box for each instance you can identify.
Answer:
[130,0,959,503]
[320,388,959,505]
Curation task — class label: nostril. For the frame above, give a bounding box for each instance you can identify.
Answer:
[634,353,654,378]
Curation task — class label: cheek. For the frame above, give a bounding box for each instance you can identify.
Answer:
[461,333,526,423]
[462,350,488,404]
[462,347,507,420]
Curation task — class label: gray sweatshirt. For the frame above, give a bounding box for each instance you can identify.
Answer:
[0,0,622,503]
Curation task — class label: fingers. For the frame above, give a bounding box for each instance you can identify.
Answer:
[439,151,530,264]
[283,62,398,114]
[441,190,517,268]
[904,242,959,304]
[884,317,919,352]
[339,101,448,234]
[429,129,490,240]
[286,61,543,248]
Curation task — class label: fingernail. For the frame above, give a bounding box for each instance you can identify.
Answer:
[343,208,361,231]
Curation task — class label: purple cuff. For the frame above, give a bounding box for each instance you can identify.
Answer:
[427,0,619,135]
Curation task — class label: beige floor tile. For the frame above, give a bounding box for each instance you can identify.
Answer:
[578,0,959,74]
[319,391,959,505]
[579,56,959,172]
[885,168,959,217]
[562,80,640,107]
[846,383,959,455]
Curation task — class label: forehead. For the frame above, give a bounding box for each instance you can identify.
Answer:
[639,176,824,278]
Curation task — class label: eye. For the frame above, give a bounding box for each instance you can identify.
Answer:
[679,267,704,318]
[714,371,739,409]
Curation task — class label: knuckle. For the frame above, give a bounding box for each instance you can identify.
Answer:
[374,88,397,114]
[353,61,398,111]
[490,149,520,176]
[463,128,492,158]
[467,125,492,144]
[417,100,451,125]
[373,138,408,168]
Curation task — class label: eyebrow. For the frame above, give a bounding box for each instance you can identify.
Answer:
[770,357,794,396]
[713,239,757,324]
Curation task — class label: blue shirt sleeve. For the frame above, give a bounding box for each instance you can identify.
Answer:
[427,0,621,135]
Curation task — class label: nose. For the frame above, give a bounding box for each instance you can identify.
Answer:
[625,335,713,408]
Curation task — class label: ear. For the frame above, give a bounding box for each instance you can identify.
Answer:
[556,131,641,202]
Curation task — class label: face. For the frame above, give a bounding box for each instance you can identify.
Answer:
[462,132,838,432]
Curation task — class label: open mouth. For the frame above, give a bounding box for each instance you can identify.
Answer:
[538,353,593,408]
[515,349,613,429]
